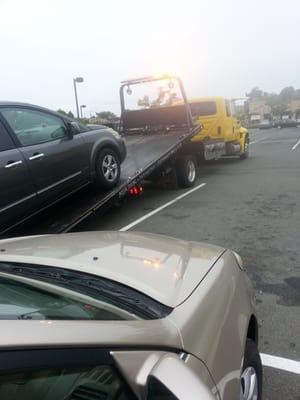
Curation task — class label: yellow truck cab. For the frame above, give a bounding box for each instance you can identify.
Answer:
[189,97,249,160]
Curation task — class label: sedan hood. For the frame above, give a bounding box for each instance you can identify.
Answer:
[0,231,225,307]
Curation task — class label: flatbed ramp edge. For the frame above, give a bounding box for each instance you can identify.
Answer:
[11,125,201,235]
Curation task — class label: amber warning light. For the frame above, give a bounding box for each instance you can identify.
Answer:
[128,185,143,196]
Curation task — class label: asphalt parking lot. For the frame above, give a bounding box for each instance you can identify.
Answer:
[75,127,300,400]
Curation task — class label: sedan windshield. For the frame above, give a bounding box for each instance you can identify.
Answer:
[0,262,172,321]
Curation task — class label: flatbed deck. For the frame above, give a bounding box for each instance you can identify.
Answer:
[5,126,200,237]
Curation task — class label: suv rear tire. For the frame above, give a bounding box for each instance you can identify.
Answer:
[95,148,120,189]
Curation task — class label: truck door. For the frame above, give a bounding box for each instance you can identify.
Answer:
[224,100,236,141]
[0,120,37,232]
[230,100,241,139]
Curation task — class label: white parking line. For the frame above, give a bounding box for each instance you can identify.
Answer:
[120,182,207,231]
[291,138,300,150]
[250,137,267,144]
[261,353,300,375]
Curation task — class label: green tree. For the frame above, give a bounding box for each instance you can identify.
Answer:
[151,87,167,107]
[264,93,288,116]
[57,109,74,118]
[96,111,118,121]
[279,86,295,102]
[293,89,300,100]
[247,85,300,117]
[246,87,264,100]
[137,95,150,108]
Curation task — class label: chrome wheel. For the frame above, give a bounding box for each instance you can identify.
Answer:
[102,154,118,182]
[187,159,196,183]
[240,367,258,400]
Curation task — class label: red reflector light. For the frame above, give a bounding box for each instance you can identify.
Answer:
[129,185,143,196]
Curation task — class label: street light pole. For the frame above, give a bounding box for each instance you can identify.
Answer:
[73,79,79,119]
[73,77,84,119]
[80,105,86,119]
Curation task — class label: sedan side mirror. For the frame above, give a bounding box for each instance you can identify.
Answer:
[147,354,216,400]
[111,351,216,400]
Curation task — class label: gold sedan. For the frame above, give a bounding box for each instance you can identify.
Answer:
[0,231,262,399]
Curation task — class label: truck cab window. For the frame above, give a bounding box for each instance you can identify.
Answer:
[190,101,217,116]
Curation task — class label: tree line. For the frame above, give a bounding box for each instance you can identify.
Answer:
[56,109,119,122]
[246,86,300,115]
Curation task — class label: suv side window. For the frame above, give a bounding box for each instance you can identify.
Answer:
[0,348,136,400]
[0,121,15,151]
[225,100,231,117]
[1,108,67,147]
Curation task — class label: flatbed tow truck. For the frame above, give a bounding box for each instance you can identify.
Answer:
[4,75,202,237]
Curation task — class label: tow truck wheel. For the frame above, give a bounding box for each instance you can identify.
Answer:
[176,155,197,188]
[240,137,249,160]
[95,148,121,189]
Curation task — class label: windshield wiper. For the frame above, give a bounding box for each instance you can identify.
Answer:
[0,262,172,319]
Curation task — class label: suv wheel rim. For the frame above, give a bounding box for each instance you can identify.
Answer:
[240,367,258,400]
[102,154,118,182]
[187,160,196,182]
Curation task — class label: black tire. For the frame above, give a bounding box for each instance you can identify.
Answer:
[176,155,197,188]
[240,339,263,400]
[95,148,120,189]
[240,137,249,160]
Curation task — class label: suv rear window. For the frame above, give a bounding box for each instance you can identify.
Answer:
[190,101,217,116]
[0,262,172,321]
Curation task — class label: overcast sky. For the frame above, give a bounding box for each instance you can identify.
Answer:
[1,0,299,116]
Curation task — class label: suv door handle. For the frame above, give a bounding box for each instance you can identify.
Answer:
[5,160,23,169]
[29,153,44,161]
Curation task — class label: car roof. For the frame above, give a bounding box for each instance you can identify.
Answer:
[0,231,225,308]
[0,101,73,121]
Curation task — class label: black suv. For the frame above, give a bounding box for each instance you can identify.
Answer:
[0,102,126,233]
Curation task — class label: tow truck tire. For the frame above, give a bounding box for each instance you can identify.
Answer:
[240,137,249,160]
[95,148,121,189]
[176,155,197,188]
[240,339,263,400]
